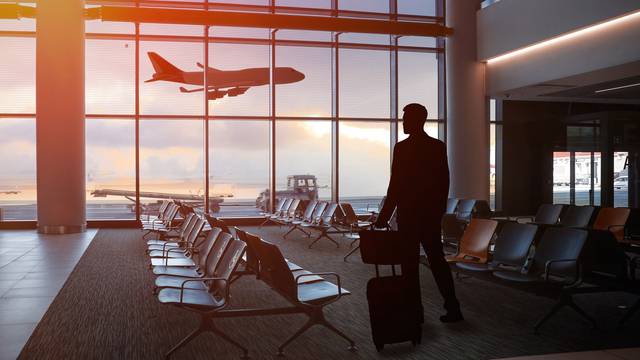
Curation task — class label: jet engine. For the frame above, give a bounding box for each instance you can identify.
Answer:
[226,87,250,97]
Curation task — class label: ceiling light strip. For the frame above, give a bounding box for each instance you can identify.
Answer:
[487,9,640,64]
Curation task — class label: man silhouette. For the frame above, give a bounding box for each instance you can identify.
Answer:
[375,103,462,323]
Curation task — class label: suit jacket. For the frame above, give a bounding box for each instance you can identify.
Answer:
[379,133,450,229]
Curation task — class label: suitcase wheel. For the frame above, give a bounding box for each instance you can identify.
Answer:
[374,342,384,352]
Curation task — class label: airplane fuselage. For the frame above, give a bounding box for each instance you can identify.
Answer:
[165,67,302,89]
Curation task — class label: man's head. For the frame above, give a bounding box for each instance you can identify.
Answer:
[402,103,428,135]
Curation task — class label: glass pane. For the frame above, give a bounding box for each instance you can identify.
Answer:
[339,121,389,212]
[86,39,135,115]
[140,24,204,37]
[398,0,437,16]
[0,37,35,114]
[276,120,332,201]
[490,123,496,209]
[209,43,270,116]
[399,51,438,118]
[209,120,269,217]
[574,152,600,206]
[276,46,331,117]
[0,118,36,221]
[277,0,331,9]
[398,36,437,48]
[139,41,204,115]
[398,121,439,141]
[340,0,388,13]
[553,152,571,204]
[139,119,205,215]
[340,49,389,118]
[86,119,136,220]
[0,17,35,32]
[614,152,629,208]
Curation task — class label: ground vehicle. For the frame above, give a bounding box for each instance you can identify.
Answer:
[256,175,319,211]
[614,175,628,190]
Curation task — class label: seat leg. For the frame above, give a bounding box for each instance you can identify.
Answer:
[618,299,640,328]
[534,299,567,334]
[319,318,357,351]
[277,317,315,356]
[283,225,297,238]
[343,245,360,262]
[567,299,597,329]
[209,320,250,359]
[165,322,205,359]
[308,232,339,249]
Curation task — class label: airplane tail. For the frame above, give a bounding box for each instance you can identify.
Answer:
[147,52,183,77]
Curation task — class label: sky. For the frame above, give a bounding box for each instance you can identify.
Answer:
[0,1,447,208]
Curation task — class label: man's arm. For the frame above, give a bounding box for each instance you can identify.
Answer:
[376,145,400,227]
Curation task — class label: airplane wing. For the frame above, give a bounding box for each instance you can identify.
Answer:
[91,189,233,200]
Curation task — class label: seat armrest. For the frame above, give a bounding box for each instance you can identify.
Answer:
[179,277,229,303]
[295,272,343,305]
[515,216,535,223]
[544,259,581,284]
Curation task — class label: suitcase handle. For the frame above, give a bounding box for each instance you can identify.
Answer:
[374,264,398,278]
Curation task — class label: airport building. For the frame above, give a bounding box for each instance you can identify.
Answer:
[1,1,639,359]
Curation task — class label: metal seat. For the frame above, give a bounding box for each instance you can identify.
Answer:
[516,204,564,225]
[559,205,595,228]
[258,239,355,355]
[456,222,538,272]
[157,239,248,359]
[154,231,234,291]
[493,227,591,332]
[152,229,230,277]
[446,218,498,265]
[283,200,318,238]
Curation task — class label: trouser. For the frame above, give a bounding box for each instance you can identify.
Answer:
[400,225,460,313]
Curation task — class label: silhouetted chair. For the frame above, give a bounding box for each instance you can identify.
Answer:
[473,200,494,219]
[558,205,595,228]
[157,239,248,359]
[516,204,564,225]
[446,219,498,265]
[446,198,459,214]
[146,213,197,252]
[153,228,230,278]
[456,222,538,273]
[142,202,180,238]
[204,214,232,235]
[283,200,318,238]
[493,227,591,332]
[304,203,340,248]
[153,230,233,292]
[260,198,292,227]
[455,199,477,222]
[148,217,206,259]
[591,207,630,242]
[149,218,206,267]
[257,238,355,355]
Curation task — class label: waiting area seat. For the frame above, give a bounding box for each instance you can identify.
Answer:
[141,211,356,358]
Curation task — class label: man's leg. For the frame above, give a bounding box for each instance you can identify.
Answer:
[421,229,463,322]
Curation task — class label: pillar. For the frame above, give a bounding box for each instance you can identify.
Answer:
[445,0,488,200]
[36,0,86,233]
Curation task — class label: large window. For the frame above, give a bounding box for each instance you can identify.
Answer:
[0,28,36,221]
[0,1,446,222]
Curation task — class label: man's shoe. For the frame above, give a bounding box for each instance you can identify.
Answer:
[439,310,464,323]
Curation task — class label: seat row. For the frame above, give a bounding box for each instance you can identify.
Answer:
[445,210,639,332]
[141,211,355,358]
[261,198,374,249]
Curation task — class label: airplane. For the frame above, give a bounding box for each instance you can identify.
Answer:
[90,189,233,213]
[0,190,20,195]
[145,52,305,100]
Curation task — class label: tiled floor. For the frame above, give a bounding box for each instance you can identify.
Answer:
[0,229,96,360]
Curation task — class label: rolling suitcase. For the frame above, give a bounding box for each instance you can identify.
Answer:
[360,229,422,352]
